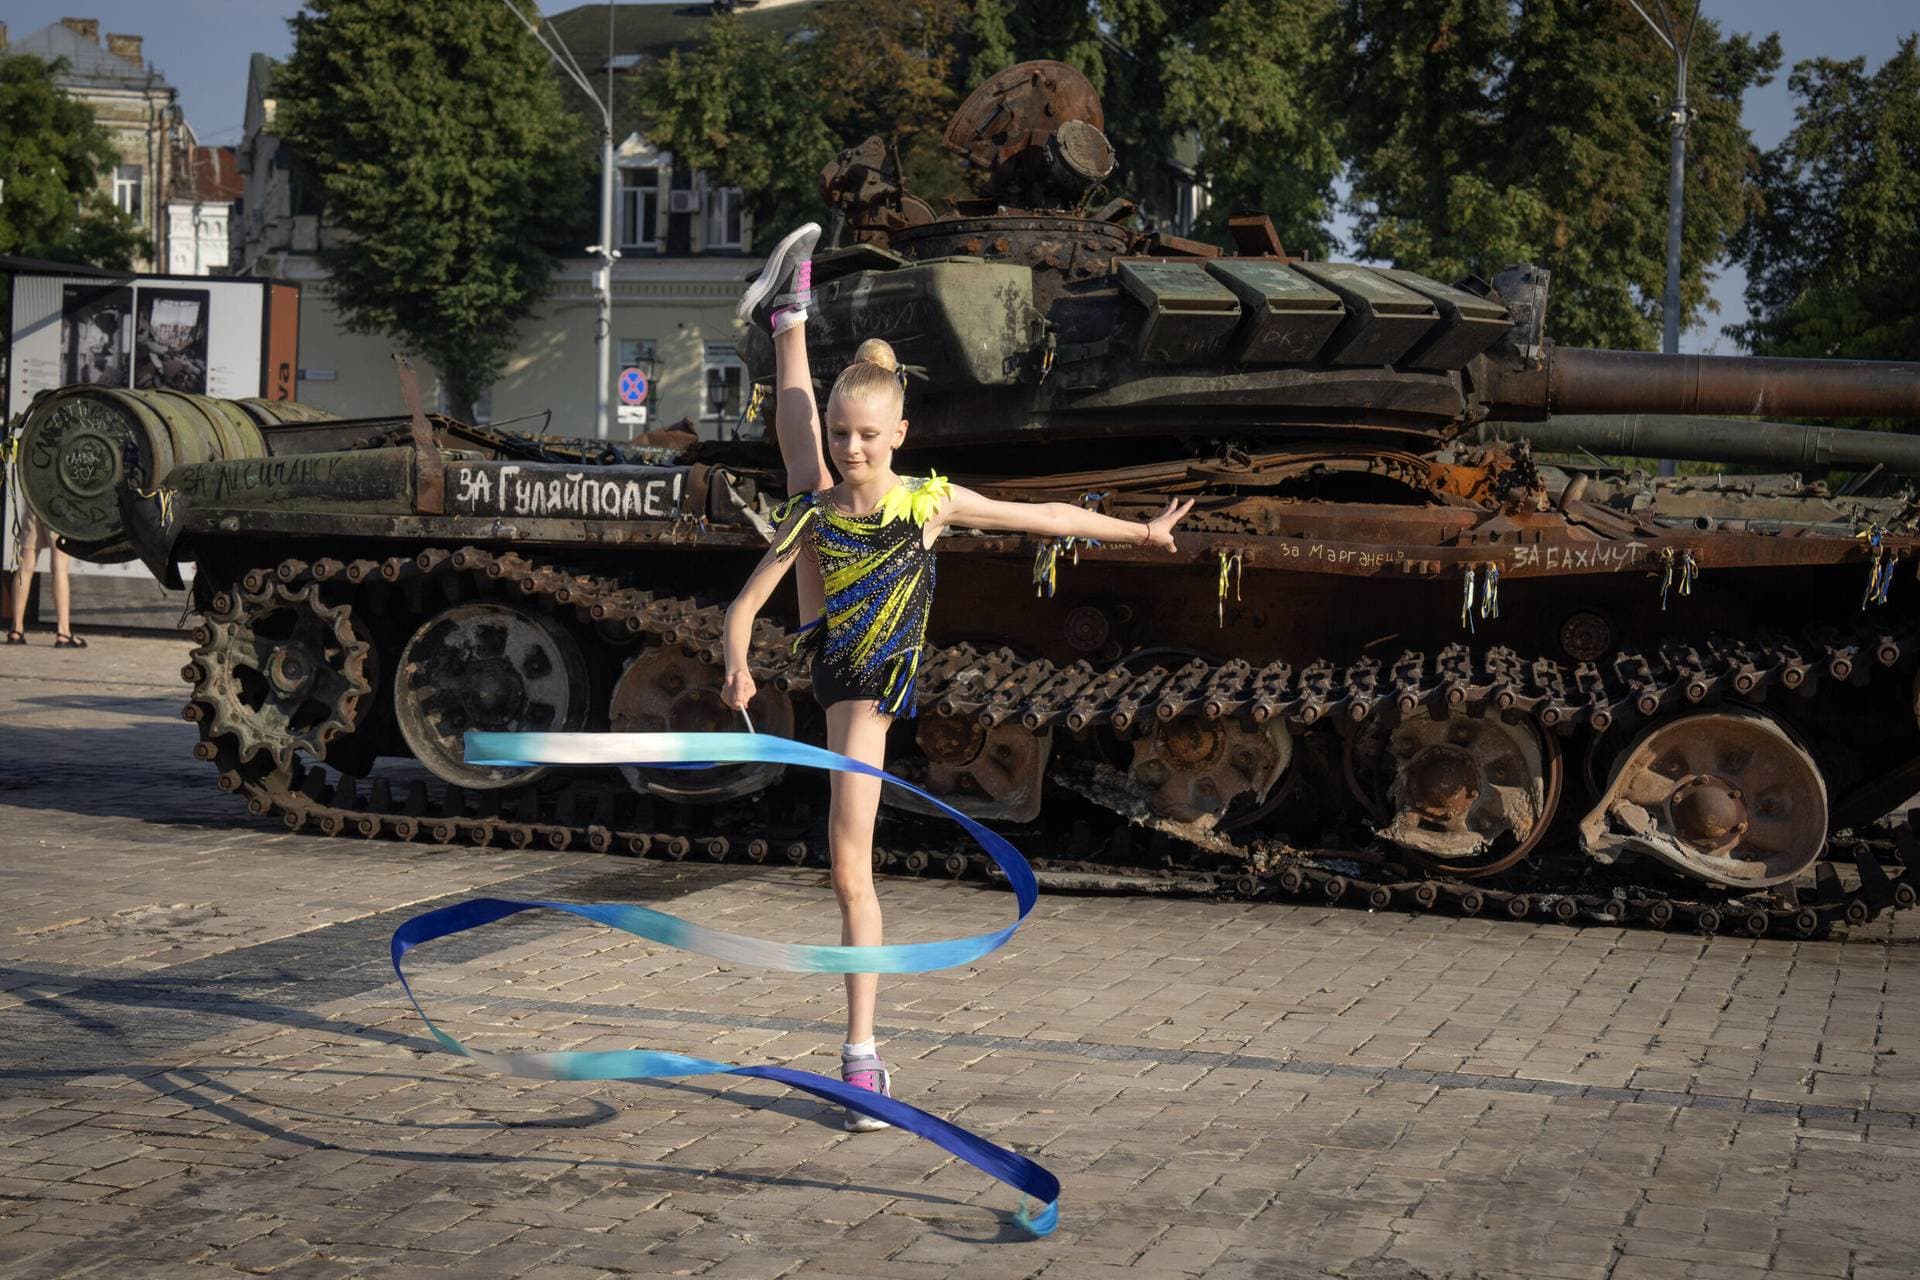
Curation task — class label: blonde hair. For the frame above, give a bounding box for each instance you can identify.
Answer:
[828,338,905,417]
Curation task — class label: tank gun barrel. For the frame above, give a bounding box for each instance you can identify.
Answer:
[1476,413,1920,475]
[1483,348,1920,421]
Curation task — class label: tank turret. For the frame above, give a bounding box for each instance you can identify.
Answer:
[775,62,1920,456]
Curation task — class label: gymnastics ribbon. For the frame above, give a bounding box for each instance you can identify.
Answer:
[389,731,1060,1237]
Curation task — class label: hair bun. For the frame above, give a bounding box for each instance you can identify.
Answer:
[853,338,899,373]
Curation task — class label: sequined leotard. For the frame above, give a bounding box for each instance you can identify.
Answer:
[771,474,950,717]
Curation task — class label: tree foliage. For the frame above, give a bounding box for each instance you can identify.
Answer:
[0,54,146,269]
[1731,37,1920,363]
[1336,0,1780,349]
[1075,0,1342,255]
[276,0,587,417]
[632,0,1341,255]
[626,15,841,252]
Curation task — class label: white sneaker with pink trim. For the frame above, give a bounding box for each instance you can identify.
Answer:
[737,222,820,329]
[840,1053,892,1133]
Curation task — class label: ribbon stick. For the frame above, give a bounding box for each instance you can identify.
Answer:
[389,731,1060,1237]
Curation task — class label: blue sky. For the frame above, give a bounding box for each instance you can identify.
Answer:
[9,1,1914,352]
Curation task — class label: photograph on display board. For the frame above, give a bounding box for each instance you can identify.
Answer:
[60,285,133,387]
[135,288,211,394]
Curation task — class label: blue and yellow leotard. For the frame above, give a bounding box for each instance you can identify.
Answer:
[772,474,951,718]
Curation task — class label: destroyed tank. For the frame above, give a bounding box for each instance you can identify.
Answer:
[16,62,1920,937]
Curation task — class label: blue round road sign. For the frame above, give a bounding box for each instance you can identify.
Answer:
[618,367,648,405]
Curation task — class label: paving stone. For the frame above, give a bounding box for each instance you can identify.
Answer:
[2,635,1919,1278]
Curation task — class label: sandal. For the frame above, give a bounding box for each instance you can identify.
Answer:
[839,1053,893,1133]
[53,632,87,649]
[4,630,24,645]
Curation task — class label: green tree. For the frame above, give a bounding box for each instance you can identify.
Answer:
[1337,1,1780,349]
[633,1,978,250]
[634,1,1341,255]
[629,15,839,252]
[276,0,587,418]
[1079,0,1343,255]
[0,54,146,268]
[1731,38,1920,364]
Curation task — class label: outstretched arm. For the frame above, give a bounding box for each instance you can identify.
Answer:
[722,529,805,711]
[933,486,1196,553]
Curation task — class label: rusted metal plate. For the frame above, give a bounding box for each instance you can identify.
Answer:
[942,60,1105,177]
[394,354,445,515]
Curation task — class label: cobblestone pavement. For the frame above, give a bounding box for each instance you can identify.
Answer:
[2,634,1918,1280]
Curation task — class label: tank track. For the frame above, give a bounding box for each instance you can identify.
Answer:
[179,546,1920,939]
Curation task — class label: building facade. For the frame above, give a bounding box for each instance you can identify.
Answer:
[5,18,186,274]
[229,5,809,439]
[166,147,243,276]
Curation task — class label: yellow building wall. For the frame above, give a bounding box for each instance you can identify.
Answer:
[290,288,440,419]
[285,270,752,440]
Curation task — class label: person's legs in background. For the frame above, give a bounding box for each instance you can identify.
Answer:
[7,516,39,643]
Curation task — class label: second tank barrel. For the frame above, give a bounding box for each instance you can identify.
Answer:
[1484,347,1920,421]
[1476,414,1920,475]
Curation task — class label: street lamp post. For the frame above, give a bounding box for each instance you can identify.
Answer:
[504,0,617,440]
[1626,0,1701,477]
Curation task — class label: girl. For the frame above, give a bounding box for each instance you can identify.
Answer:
[724,233,1193,1129]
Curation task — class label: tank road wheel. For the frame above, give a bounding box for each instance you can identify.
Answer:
[1578,708,1828,889]
[1129,716,1293,830]
[394,601,590,790]
[886,713,1053,823]
[609,645,795,802]
[1377,708,1561,877]
[190,584,375,772]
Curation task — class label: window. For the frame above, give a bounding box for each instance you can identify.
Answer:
[702,343,744,436]
[618,167,662,249]
[113,164,143,217]
[703,182,744,250]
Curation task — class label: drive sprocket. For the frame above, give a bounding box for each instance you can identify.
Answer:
[187,582,375,773]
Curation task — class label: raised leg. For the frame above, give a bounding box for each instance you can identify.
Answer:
[774,318,830,623]
[825,698,891,1044]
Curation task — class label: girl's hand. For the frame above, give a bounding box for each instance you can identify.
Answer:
[1143,497,1196,553]
[722,668,757,711]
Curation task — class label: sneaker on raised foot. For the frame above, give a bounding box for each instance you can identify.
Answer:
[840,1053,892,1133]
[737,221,821,328]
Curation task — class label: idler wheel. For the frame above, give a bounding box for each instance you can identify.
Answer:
[609,645,794,802]
[1375,707,1560,878]
[1577,708,1827,889]
[190,582,376,772]
[395,601,590,790]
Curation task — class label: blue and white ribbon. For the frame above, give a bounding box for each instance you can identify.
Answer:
[389,731,1060,1237]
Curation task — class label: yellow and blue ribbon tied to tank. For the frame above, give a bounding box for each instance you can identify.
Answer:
[388,730,1061,1238]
